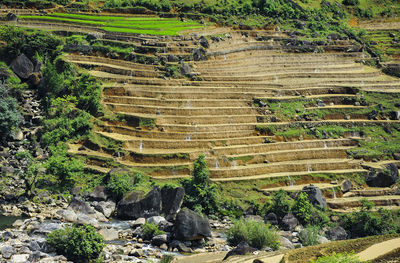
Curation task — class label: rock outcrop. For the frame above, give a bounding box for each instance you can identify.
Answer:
[174,208,212,241]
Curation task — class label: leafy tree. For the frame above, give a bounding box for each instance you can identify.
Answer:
[182,154,219,215]
[47,224,105,263]
[0,85,22,142]
[292,192,313,225]
[268,189,291,220]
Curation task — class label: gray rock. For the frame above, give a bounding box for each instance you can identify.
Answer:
[279,236,294,249]
[281,213,298,231]
[326,226,347,241]
[57,209,77,222]
[161,186,185,220]
[29,241,41,252]
[199,36,210,48]
[341,180,353,193]
[152,234,168,246]
[366,163,399,187]
[265,212,278,225]
[6,13,17,21]
[174,208,211,241]
[147,216,165,226]
[10,53,34,79]
[244,215,263,222]
[88,186,108,201]
[99,228,119,241]
[180,62,192,75]
[1,246,15,259]
[11,254,29,263]
[117,187,162,219]
[28,251,42,262]
[33,222,62,235]
[131,217,146,227]
[94,200,116,218]
[223,242,256,261]
[76,213,99,226]
[301,185,327,209]
[68,197,95,215]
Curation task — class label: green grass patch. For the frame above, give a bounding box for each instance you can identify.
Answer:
[19,14,206,36]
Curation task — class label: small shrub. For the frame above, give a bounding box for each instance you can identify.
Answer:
[292,192,313,225]
[227,219,280,250]
[45,144,85,188]
[312,252,362,263]
[160,255,174,263]
[105,172,141,201]
[0,85,22,142]
[47,224,105,262]
[142,223,164,240]
[299,225,320,246]
[342,0,359,6]
[268,189,291,220]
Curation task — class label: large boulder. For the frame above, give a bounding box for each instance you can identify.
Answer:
[223,242,256,261]
[161,186,184,220]
[281,213,298,231]
[10,53,34,79]
[326,226,347,241]
[68,197,95,215]
[94,200,116,218]
[88,186,108,201]
[174,208,211,241]
[199,36,210,48]
[193,48,207,61]
[117,187,162,219]
[366,163,399,187]
[341,180,353,193]
[301,185,327,209]
[265,212,278,225]
[6,13,17,21]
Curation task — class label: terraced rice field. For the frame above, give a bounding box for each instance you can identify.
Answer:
[13,12,400,211]
[18,13,207,35]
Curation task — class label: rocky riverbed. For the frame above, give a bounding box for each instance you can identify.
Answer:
[0,184,353,262]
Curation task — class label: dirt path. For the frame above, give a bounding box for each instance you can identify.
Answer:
[357,237,400,261]
[174,251,284,263]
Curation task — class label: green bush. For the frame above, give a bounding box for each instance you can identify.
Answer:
[182,154,219,215]
[0,85,22,142]
[299,225,320,246]
[0,25,62,62]
[342,0,359,6]
[142,222,165,240]
[267,189,291,220]
[45,144,85,188]
[343,199,400,237]
[41,98,92,146]
[47,224,105,262]
[227,219,280,250]
[292,192,313,225]
[312,252,362,263]
[105,172,142,201]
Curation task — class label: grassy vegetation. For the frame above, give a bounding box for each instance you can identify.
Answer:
[18,14,206,36]
[285,233,400,262]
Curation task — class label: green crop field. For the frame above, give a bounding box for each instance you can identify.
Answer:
[18,13,208,36]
